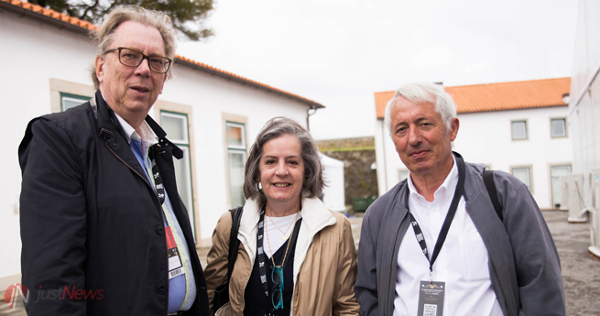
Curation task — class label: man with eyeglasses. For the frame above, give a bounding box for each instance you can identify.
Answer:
[18,6,209,316]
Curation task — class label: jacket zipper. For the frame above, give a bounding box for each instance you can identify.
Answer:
[104,142,163,207]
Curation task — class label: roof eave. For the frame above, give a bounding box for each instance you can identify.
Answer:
[0,1,92,36]
[1,0,325,110]
[174,58,324,109]
[457,103,568,114]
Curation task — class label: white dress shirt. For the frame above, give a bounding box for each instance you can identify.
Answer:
[393,157,502,316]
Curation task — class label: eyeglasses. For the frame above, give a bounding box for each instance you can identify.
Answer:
[104,47,172,74]
[271,266,284,311]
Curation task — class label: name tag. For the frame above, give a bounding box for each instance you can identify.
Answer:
[417,281,445,316]
[166,226,184,279]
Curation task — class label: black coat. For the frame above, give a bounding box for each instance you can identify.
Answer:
[18,91,209,316]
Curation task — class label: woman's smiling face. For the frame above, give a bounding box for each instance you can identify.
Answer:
[259,134,305,209]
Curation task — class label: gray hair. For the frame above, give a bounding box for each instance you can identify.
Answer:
[384,82,457,135]
[89,6,176,89]
[243,117,324,208]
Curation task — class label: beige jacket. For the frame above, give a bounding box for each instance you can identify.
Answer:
[205,197,360,316]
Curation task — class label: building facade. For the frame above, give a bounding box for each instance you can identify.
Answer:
[0,0,323,281]
[570,0,600,258]
[374,78,572,210]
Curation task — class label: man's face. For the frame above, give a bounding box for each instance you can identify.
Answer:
[390,96,459,178]
[95,21,167,126]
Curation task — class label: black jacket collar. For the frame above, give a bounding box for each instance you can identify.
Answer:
[93,90,183,159]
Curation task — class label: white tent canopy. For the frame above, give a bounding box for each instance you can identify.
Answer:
[319,153,345,212]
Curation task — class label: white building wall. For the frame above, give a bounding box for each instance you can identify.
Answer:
[319,153,345,212]
[454,107,572,209]
[1,11,312,279]
[570,0,600,202]
[375,106,572,210]
[1,12,96,280]
[374,119,389,196]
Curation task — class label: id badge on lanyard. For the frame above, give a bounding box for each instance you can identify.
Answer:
[166,224,184,279]
[417,281,445,316]
[147,147,183,280]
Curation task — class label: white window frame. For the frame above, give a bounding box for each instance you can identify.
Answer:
[511,120,528,141]
[399,169,409,182]
[511,165,533,193]
[550,117,567,138]
[549,164,571,208]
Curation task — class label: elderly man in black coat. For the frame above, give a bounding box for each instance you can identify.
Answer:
[18,6,209,316]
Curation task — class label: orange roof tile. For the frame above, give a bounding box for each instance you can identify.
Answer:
[374,77,570,119]
[1,0,323,109]
[2,0,97,30]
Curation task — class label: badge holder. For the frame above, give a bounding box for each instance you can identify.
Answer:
[166,225,184,279]
[417,278,445,316]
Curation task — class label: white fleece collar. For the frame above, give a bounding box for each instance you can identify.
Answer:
[237,197,337,266]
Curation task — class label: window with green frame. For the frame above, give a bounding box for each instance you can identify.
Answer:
[226,121,247,208]
[60,92,89,111]
[160,111,195,238]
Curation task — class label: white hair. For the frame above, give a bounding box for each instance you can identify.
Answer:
[384,82,457,136]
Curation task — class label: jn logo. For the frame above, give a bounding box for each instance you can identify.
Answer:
[4,283,28,309]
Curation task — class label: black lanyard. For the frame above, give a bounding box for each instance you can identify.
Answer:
[256,208,301,314]
[406,154,465,277]
[148,145,165,205]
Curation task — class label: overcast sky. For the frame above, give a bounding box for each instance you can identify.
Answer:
[177,0,579,140]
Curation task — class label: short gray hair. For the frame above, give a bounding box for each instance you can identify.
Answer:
[243,117,324,208]
[89,6,176,89]
[384,82,457,135]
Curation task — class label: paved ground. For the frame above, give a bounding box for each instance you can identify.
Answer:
[545,210,600,316]
[2,210,598,315]
[199,209,600,315]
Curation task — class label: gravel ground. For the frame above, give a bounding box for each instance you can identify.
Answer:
[544,210,600,316]
[347,209,600,316]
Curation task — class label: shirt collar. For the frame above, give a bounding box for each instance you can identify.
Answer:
[407,155,459,203]
[114,113,158,146]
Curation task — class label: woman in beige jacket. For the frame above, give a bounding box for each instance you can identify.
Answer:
[205,117,359,316]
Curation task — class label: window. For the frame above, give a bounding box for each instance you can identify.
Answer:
[50,79,94,113]
[60,93,89,111]
[160,111,195,237]
[512,166,532,191]
[511,120,527,140]
[550,165,571,208]
[399,170,409,182]
[226,122,247,208]
[551,118,567,138]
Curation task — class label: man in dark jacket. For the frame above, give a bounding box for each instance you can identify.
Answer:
[355,82,565,316]
[18,6,209,316]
